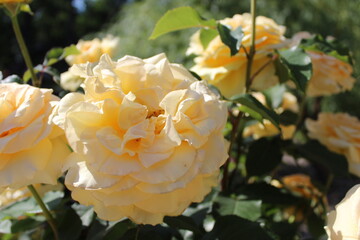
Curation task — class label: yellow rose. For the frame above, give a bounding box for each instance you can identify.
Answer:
[290,32,356,97]
[65,35,120,65]
[307,51,355,97]
[0,83,70,190]
[271,174,324,222]
[55,53,228,225]
[325,184,360,239]
[243,92,298,139]
[306,113,360,176]
[188,14,287,98]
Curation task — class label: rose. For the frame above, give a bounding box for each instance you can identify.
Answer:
[59,70,85,92]
[325,184,360,239]
[54,53,228,225]
[306,113,360,177]
[290,32,355,97]
[272,174,324,222]
[307,51,355,97]
[243,92,298,139]
[0,83,70,190]
[65,35,120,66]
[187,14,287,98]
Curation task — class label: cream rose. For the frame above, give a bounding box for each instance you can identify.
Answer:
[325,184,360,239]
[65,35,120,65]
[0,83,70,190]
[307,51,355,97]
[188,14,287,98]
[243,92,298,139]
[306,113,360,176]
[55,53,228,225]
[290,32,355,97]
[59,70,85,92]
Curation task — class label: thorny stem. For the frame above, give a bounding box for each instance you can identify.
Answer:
[11,14,40,87]
[27,185,59,240]
[222,0,257,191]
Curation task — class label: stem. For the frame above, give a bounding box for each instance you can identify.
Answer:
[250,55,277,82]
[222,0,257,190]
[11,15,40,87]
[245,0,257,90]
[27,185,59,240]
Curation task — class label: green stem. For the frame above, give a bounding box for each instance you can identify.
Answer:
[223,0,257,190]
[27,185,59,240]
[245,0,257,90]
[11,15,40,87]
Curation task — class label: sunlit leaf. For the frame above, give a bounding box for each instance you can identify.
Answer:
[231,93,280,129]
[215,196,262,221]
[217,24,243,56]
[149,6,216,39]
[278,47,312,92]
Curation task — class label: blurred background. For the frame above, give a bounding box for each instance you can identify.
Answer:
[1,0,359,114]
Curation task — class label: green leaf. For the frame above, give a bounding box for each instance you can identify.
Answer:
[149,6,216,39]
[1,75,22,84]
[0,220,12,234]
[20,4,33,15]
[215,196,262,221]
[217,24,243,56]
[56,208,82,240]
[279,110,298,126]
[23,68,40,83]
[236,182,301,205]
[274,57,290,84]
[301,34,352,64]
[263,84,286,109]
[246,137,282,176]
[63,45,80,58]
[278,47,312,92]
[103,220,136,240]
[239,105,263,123]
[203,215,273,240]
[71,204,94,227]
[11,218,41,233]
[231,93,280,129]
[199,28,218,49]
[164,215,204,236]
[296,140,349,177]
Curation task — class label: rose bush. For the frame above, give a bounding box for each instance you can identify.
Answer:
[54,53,228,225]
[306,113,360,177]
[0,83,70,190]
[188,13,287,98]
[325,184,360,240]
